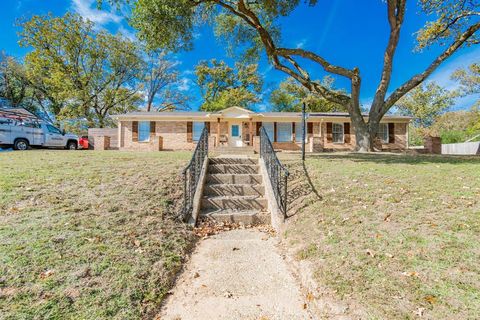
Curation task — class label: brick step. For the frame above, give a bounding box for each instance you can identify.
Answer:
[206,174,262,185]
[201,195,268,210]
[208,164,259,174]
[204,184,265,197]
[200,208,269,225]
[209,157,258,165]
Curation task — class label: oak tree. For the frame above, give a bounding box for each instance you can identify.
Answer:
[396,82,458,127]
[19,13,143,128]
[195,59,262,111]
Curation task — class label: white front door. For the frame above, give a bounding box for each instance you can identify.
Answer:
[230,123,243,147]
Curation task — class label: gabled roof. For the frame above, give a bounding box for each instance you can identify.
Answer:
[210,106,255,118]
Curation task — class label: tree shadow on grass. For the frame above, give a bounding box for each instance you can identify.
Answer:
[284,159,323,219]
[306,152,480,165]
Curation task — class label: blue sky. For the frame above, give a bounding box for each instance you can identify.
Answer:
[1,0,479,112]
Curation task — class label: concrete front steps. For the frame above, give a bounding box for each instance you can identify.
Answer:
[211,146,255,156]
[200,157,269,225]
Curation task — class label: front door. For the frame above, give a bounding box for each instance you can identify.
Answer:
[230,123,243,147]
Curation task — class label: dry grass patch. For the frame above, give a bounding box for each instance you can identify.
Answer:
[281,153,480,319]
[0,150,195,319]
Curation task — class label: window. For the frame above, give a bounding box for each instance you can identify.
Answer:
[0,118,13,125]
[192,122,205,141]
[277,122,292,142]
[23,121,40,128]
[263,122,274,141]
[378,123,389,143]
[295,122,306,143]
[231,125,240,137]
[138,121,150,142]
[332,123,344,143]
[47,125,62,135]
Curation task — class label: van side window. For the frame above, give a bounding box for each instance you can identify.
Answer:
[24,122,40,128]
[47,125,62,134]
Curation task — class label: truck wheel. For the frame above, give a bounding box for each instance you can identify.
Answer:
[14,139,29,151]
[67,141,77,150]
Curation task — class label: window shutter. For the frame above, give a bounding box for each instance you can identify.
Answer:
[187,121,193,143]
[292,122,296,141]
[205,122,211,133]
[273,122,277,142]
[150,121,156,137]
[307,122,313,134]
[256,122,262,135]
[344,122,351,144]
[132,121,138,142]
[388,123,395,143]
[326,122,333,143]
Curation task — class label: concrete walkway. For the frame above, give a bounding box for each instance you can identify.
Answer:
[159,229,313,320]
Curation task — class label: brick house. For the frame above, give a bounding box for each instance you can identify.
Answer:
[115,106,411,152]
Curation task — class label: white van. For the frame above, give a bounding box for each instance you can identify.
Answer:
[0,116,79,150]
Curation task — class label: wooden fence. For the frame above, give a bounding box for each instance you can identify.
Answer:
[87,128,118,150]
[442,141,480,155]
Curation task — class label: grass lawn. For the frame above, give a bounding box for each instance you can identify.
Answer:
[0,150,195,320]
[283,153,480,319]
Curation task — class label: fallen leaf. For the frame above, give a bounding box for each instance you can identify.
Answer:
[401,271,419,278]
[40,270,54,279]
[194,272,200,278]
[232,247,240,251]
[306,292,314,302]
[424,295,437,305]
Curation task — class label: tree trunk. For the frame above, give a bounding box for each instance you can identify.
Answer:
[352,120,372,152]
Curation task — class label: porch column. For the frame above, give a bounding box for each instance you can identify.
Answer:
[249,119,253,145]
[118,121,123,148]
[216,118,220,147]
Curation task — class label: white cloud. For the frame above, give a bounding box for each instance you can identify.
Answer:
[427,47,480,91]
[295,38,308,49]
[117,26,137,41]
[256,103,269,112]
[261,65,273,76]
[71,0,122,26]
[178,78,191,92]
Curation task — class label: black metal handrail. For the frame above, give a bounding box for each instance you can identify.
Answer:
[259,126,289,216]
[181,126,209,220]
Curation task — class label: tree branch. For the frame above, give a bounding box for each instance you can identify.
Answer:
[371,0,406,116]
[384,22,480,113]
[275,48,356,79]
